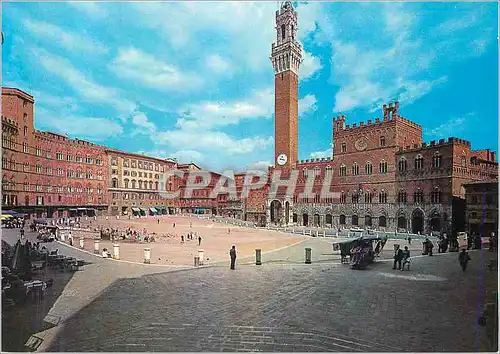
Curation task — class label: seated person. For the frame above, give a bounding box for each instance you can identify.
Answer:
[401,246,411,270]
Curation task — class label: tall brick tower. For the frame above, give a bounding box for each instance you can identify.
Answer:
[270,1,302,169]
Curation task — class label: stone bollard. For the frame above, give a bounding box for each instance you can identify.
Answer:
[198,249,204,265]
[144,248,151,264]
[61,232,66,242]
[315,230,319,237]
[309,230,312,236]
[303,229,305,235]
[194,256,200,267]
[113,244,120,260]
[305,248,312,264]
[94,239,100,254]
[255,249,262,265]
[79,237,85,249]
[323,231,326,237]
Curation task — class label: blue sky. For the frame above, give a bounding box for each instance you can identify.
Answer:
[2,1,498,172]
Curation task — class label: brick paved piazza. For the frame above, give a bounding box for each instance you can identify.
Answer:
[34,234,494,352]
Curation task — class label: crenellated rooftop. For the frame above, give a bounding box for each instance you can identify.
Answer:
[333,101,421,133]
[296,157,333,164]
[396,137,471,153]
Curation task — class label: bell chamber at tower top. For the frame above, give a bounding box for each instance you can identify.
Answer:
[270,1,302,76]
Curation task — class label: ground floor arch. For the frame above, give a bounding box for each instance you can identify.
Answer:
[412,209,424,234]
[270,200,282,224]
[397,216,407,230]
[302,213,309,226]
[325,214,333,226]
[339,214,346,225]
[379,215,387,227]
[365,215,372,227]
[352,215,359,226]
[284,201,290,225]
[292,213,298,223]
[313,213,320,227]
[429,211,441,233]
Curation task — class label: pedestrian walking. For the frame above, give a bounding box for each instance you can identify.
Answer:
[407,235,412,245]
[198,235,202,246]
[401,246,411,271]
[190,222,192,228]
[229,245,237,270]
[157,219,160,224]
[181,235,184,243]
[459,249,471,271]
[228,228,231,234]
[173,222,176,228]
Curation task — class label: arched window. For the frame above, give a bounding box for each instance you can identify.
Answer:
[461,156,467,167]
[432,152,442,168]
[131,179,136,189]
[397,190,407,203]
[352,163,359,175]
[111,178,118,188]
[281,24,286,40]
[302,169,308,179]
[365,162,372,175]
[138,180,143,189]
[325,165,332,176]
[124,179,129,189]
[380,136,386,147]
[415,155,424,169]
[379,190,387,203]
[149,181,153,189]
[314,166,321,176]
[413,189,424,203]
[340,192,346,204]
[364,192,373,204]
[379,160,388,173]
[351,191,359,204]
[339,164,347,176]
[431,187,441,203]
[398,158,407,172]
[155,181,159,190]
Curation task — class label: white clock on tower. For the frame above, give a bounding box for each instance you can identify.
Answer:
[277,153,288,166]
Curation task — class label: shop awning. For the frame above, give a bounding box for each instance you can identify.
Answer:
[149,207,158,213]
[155,206,166,211]
[69,208,78,211]
[139,208,147,212]
[132,207,140,212]
[77,208,87,211]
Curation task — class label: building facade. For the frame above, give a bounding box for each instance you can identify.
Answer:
[2,88,108,218]
[106,149,177,216]
[464,182,498,237]
[260,2,497,236]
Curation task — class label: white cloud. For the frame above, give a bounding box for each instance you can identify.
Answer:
[300,51,322,80]
[309,143,333,159]
[155,129,274,155]
[298,94,318,117]
[247,160,272,171]
[425,113,475,139]
[110,47,203,92]
[171,150,205,163]
[176,88,274,130]
[131,111,157,135]
[35,107,122,141]
[23,19,108,54]
[68,2,108,19]
[32,47,136,118]
[206,54,233,74]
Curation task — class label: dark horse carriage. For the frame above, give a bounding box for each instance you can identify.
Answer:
[333,237,385,269]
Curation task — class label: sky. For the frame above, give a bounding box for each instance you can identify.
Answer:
[2,1,498,172]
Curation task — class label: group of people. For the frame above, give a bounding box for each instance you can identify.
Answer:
[181,232,202,246]
[393,244,411,270]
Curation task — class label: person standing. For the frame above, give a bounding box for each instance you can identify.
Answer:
[407,235,412,245]
[198,235,202,246]
[157,219,160,224]
[459,249,471,271]
[229,245,237,270]
[393,244,403,270]
[401,246,411,271]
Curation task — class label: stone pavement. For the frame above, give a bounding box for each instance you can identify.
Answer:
[44,248,496,352]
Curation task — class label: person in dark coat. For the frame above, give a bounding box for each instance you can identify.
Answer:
[198,236,202,246]
[229,245,237,270]
[459,249,471,271]
[393,244,403,270]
